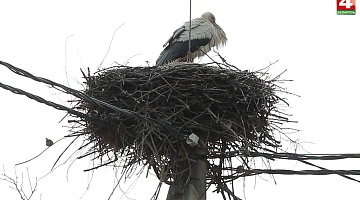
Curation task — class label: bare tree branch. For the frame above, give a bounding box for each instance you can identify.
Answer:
[0,166,38,200]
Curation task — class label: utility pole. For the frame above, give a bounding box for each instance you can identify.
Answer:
[167,147,207,200]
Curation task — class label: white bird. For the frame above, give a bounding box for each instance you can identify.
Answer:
[46,138,53,147]
[156,12,227,66]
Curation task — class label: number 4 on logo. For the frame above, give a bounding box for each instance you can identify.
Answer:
[337,0,356,14]
[339,0,354,8]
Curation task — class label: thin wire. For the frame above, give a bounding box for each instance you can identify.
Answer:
[0,60,188,141]
[187,0,192,62]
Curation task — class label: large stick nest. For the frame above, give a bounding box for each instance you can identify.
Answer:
[73,62,291,196]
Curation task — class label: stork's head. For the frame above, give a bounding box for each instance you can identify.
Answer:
[201,12,216,23]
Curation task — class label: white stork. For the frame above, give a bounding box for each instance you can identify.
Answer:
[156,12,227,66]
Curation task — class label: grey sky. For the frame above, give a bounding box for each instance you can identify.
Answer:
[1,0,360,199]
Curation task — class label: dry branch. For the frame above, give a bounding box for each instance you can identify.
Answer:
[0,167,38,200]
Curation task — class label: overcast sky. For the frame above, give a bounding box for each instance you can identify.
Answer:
[1,0,360,200]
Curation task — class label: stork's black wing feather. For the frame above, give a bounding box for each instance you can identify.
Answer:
[156,38,210,66]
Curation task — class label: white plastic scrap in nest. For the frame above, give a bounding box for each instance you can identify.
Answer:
[186,133,199,147]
